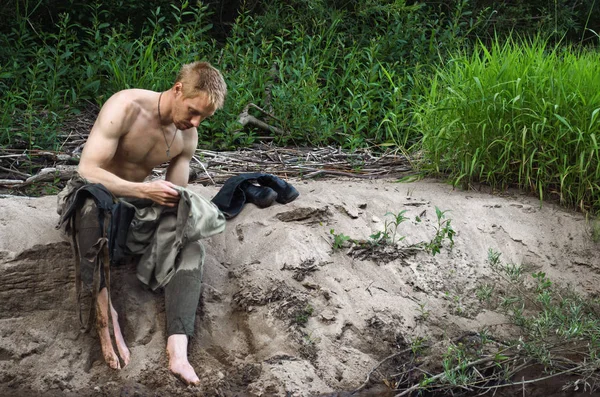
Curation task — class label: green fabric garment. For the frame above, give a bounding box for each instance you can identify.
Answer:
[132,186,226,290]
[57,175,225,336]
[57,174,226,291]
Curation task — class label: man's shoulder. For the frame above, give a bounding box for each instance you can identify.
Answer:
[100,89,156,118]
[107,89,155,104]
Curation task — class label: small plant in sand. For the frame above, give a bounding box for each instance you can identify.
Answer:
[368,230,391,246]
[441,344,477,386]
[294,304,314,326]
[475,283,494,306]
[505,263,524,282]
[330,229,351,251]
[487,248,501,267]
[385,210,409,243]
[425,207,456,256]
[488,249,523,282]
[303,330,321,345]
[369,210,410,246]
[409,336,427,355]
[587,216,600,243]
[451,295,464,316]
[416,302,430,322]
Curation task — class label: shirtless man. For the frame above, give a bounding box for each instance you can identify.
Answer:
[76,61,226,385]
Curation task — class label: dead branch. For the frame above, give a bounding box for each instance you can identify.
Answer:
[23,166,77,185]
[190,146,412,184]
[1,142,413,192]
[191,155,215,185]
[238,103,287,136]
[0,165,31,179]
[0,179,24,186]
[393,356,504,397]
[465,364,587,394]
[353,333,513,395]
[300,168,391,179]
[354,346,416,393]
[247,102,285,125]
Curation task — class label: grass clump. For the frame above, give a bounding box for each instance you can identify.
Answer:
[586,216,600,242]
[330,207,455,259]
[486,251,600,382]
[382,250,600,395]
[294,304,314,327]
[415,35,600,213]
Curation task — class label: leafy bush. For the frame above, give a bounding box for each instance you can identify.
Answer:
[1,0,470,151]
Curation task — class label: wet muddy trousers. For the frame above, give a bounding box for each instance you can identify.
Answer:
[163,239,204,336]
[76,198,204,337]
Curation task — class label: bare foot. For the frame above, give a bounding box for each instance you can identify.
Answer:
[167,334,200,386]
[110,303,131,366]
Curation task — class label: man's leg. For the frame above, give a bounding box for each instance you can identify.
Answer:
[77,199,130,368]
[164,240,204,385]
[95,287,131,368]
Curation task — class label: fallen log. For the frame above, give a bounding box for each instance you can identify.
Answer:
[238,103,287,136]
[0,179,23,186]
[23,166,77,185]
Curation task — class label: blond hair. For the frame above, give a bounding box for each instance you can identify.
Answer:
[175,61,227,109]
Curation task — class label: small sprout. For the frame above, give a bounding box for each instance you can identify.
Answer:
[425,207,455,256]
[416,302,430,322]
[487,248,502,267]
[294,304,314,326]
[504,263,523,282]
[476,283,494,304]
[330,229,351,251]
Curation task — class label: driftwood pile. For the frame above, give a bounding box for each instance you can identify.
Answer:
[0,151,78,188]
[0,138,413,193]
[189,146,413,185]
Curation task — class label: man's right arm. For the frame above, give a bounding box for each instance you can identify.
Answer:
[78,93,179,206]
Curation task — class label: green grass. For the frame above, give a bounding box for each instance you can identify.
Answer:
[4,1,600,216]
[489,251,600,375]
[394,250,600,395]
[1,0,472,151]
[415,35,600,213]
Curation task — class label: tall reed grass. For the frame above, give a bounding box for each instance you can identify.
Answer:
[415,36,600,212]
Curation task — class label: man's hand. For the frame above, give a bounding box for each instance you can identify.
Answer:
[143,180,180,207]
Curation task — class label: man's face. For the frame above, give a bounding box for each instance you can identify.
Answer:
[173,88,216,131]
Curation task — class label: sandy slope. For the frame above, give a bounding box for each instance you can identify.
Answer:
[0,178,598,396]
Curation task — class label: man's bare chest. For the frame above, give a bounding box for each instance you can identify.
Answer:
[117,127,183,166]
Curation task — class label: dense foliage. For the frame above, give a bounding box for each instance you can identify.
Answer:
[1,0,600,211]
[416,37,600,212]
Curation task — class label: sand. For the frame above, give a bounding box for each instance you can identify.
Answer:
[0,178,598,396]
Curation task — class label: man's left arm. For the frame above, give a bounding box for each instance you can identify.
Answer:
[165,129,198,188]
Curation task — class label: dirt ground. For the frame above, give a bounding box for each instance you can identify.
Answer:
[1,177,599,396]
